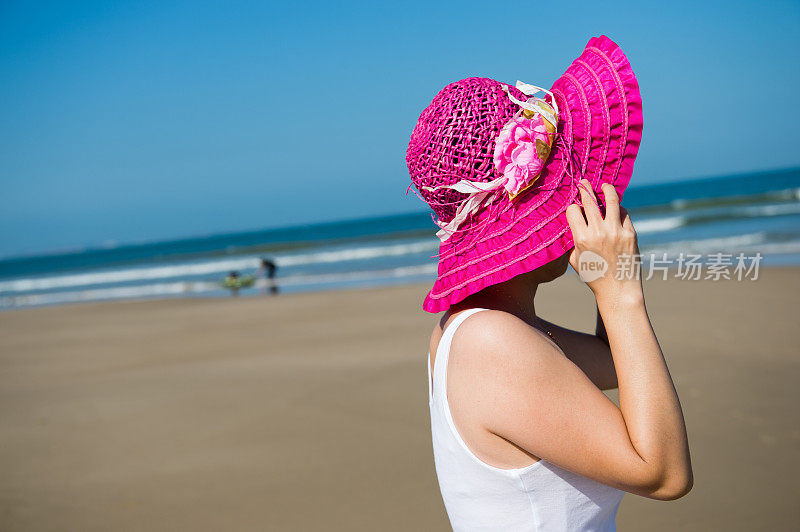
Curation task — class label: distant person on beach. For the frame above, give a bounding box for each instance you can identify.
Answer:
[407,37,691,530]
[256,258,279,295]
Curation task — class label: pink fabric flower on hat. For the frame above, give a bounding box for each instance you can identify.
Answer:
[493,115,554,197]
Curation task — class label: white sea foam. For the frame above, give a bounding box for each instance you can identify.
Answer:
[639,233,768,256]
[633,199,800,235]
[271,263,437,287]
[0,280,220,308]
[631,216,686,234]
[0,239,440,294]
[274,240,438,267]
[738,202,800,217]
[0,257,262,293]
[0,263,439,309]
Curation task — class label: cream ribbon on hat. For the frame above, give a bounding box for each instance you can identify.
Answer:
[501,81,559,129]
[423,80,559,242]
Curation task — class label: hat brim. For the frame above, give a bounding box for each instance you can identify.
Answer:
[423,35,643,313]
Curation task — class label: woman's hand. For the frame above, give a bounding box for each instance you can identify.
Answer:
[566,179,643,308]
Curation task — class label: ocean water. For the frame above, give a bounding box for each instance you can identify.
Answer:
[2,167,799,310]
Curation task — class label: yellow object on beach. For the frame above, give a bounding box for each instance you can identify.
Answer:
[222,274,255,290]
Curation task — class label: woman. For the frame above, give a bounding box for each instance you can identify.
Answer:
[407,36,692,530]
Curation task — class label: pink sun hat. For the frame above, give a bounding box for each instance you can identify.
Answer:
[406,35,643,313]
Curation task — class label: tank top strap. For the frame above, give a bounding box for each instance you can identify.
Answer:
[430,308,490,402]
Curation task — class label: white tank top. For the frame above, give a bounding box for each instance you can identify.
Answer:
[428,308,625,531]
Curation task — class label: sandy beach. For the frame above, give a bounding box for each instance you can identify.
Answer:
[0,268,798,531]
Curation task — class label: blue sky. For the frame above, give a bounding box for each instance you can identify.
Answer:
[1,0,799,257]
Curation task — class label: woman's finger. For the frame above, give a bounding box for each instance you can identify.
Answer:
[578,179,602,226]
[566,203,587,239]
[601,183,621,226]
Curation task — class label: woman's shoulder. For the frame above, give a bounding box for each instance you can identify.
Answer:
[446,309,578,457]
[456,308,545,340]
[449,309,559,369]
[430,308,513,349]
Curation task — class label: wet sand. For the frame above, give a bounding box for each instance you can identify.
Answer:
[0,268,798,531]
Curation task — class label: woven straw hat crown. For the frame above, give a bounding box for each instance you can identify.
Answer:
[406,77,528,223]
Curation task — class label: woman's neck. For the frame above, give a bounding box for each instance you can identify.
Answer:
[455,273,540,325]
